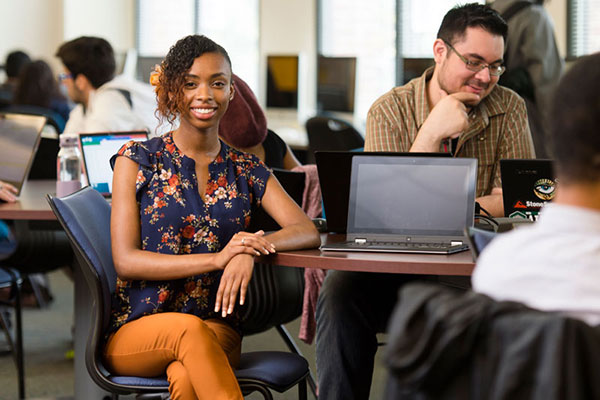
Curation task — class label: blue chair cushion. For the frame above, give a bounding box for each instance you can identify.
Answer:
[0,267,20,288]
[109,375,169,387]
[235,351,308,391]
[107,351,308,392]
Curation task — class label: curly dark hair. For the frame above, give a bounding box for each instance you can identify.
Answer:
[548,52,600,182]
[156,35,232,126]
[437,3,507,45]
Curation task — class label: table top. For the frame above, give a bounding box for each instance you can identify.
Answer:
[3,181,475,276]
[0,180,56,220]
[257,234,475,276]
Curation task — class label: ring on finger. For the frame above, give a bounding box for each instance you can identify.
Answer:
[241,237,245,245]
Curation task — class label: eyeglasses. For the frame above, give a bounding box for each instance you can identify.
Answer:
[442,40,505,77]
[57,73,73,82]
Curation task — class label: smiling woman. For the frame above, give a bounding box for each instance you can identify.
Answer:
[106,35,320,400]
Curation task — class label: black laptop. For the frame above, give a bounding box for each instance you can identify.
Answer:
[315,151,451,233]
[320,155,477,254]
[500,159,555,221]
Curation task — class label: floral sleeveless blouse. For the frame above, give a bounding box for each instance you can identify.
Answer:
[108,131,270,335]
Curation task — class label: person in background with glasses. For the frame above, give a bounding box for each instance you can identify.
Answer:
[55,37,147,135]
[364,2,534,219]
[316,4,534,400]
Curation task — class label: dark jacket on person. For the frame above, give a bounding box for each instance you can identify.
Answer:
[384,282,600,400]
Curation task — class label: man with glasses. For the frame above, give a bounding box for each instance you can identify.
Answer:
[364,2,534,218]
[315,4,534,400]
[56,37,147,135]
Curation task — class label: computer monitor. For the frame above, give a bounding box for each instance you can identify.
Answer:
[266,55,299,109]
[317,56,356,113]
[402,58,433,84]
[136,56,164,83]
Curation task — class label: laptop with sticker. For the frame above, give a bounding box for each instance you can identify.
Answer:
[0,113,46,195]
[321,155,477,254]
[500,159,555,221]
[315,150,451,233]
[79,131,148,197]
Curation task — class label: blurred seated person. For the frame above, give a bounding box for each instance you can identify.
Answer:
[10,60,72,132]
[472,52,600,326]
[219,74,301,170]
[55,36,147,134]
[0,179,72,307]
[0,50,31,107]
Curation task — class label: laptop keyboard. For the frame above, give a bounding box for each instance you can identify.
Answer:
[348,241,461,250]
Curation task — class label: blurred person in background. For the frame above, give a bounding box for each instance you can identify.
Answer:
[0,50,31,107]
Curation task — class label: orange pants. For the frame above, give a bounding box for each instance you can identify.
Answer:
[104,313,243,400]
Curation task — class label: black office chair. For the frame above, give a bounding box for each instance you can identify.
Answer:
[48,187,310,400]
[464,226,498,261]
[3,105,65,133]
[0,267,24,400]
[244,167,318,397]
[0,228,25,400]
[28,135,59,180]
[384,282,600,399]
[305,115,364,163]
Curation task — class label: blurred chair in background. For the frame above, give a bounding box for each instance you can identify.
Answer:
[305,115,364,163]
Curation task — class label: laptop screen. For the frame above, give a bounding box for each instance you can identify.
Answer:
[314,150,452,233]
[79,131,148,195]
[0,113,46,195]
[347,156,477,237]
[500,159,555,220]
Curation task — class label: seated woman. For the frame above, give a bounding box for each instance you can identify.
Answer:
[219,73,301,170]
[12,60,71,132]
[106,35,320,400]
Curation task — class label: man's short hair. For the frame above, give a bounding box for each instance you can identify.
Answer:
[5,51,31,78]
[548,52,600,182]
[437,3,508,44]
[55,36,116,88]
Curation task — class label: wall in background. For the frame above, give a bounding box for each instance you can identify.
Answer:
[0,0,569,115]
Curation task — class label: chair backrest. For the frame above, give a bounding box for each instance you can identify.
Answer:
[248,168,305,233]
[464,226,498,261]
[4,105,65,133]
[28,136,59,180]
[47,187,118,391]
[242,167,307,335]
[305,116,364,163]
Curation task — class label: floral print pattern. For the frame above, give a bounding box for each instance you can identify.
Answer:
[108,132,270,335]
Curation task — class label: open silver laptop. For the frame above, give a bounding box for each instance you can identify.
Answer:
[321,155,478,254]
[79,131,148,197]
[0,113,46,195]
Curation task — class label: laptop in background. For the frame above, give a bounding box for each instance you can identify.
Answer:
[0,113,46,195]
[315,151,451,233]
[501,159,555,221]
[79,131,148,197]
[321,155,478,254]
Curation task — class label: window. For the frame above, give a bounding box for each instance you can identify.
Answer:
[319,0,488,126]
[136,0,259,91]
[568,0,600,58]
[319,0,396,128]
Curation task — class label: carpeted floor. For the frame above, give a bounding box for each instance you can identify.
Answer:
[0,269,387,400]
